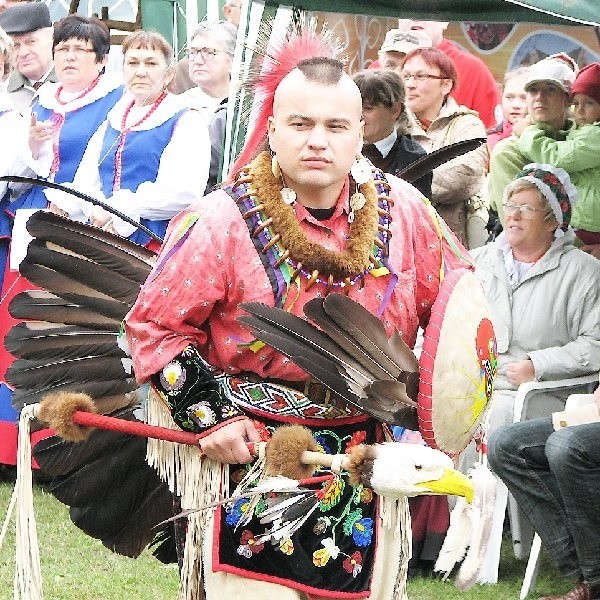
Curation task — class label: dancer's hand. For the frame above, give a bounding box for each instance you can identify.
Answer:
[199,418,261,464]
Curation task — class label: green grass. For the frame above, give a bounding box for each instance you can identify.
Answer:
[0,480,569,599]
[0,480,179,600]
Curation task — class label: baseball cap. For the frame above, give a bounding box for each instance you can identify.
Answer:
[379,29,431,56]
[524,53,578,94]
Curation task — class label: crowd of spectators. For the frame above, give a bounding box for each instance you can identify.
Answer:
[0,6,599,599]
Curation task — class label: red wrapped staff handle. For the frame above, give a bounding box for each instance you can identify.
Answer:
[71,410,199,446]
[69,410,259,454]
[36,394,340,485]
[36,392,258,454]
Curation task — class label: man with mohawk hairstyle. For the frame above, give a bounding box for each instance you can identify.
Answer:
[125,23,473,600]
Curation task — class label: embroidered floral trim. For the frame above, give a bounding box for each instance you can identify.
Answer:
[188,400,217,428]
[151,345,245,433]
[159,360,186,392]
[237,530,265,557]
[343,551,363,577]
[223,424,377,582]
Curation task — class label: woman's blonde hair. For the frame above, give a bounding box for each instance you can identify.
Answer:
[0,26,13,81]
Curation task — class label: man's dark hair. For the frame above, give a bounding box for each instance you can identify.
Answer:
[296,57,344,85]
[53,14,110,62]
[352,69,405,108]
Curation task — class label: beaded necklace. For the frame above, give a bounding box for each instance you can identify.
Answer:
[231,152,392,304]
[54,74,101,106]
[49,74,102,177]
[112,92,167,191]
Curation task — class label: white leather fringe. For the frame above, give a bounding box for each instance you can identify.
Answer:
[146,389,227,600]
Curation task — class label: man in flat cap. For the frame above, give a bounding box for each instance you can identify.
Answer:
[0,2,56,110]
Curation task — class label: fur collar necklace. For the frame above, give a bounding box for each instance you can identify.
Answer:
[239,151,381,284]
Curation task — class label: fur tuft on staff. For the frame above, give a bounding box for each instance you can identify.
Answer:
[346,444,375,487]
[37,392,97,442]
[265,425,320,480]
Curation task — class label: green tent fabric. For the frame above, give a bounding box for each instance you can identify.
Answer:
[262,0,599,25]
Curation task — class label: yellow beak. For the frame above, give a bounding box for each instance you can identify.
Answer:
[415,468,474,503]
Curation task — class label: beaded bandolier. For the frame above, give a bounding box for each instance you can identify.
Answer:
[228,151,393,306]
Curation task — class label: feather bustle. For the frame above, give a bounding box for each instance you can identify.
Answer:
[25,211,155,267]
[26,240,142,305]
[9,292,122,329]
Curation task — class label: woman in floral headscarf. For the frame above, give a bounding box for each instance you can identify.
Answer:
[464,164,600,584]
[472,163,600,430]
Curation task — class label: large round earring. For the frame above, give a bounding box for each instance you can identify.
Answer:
[350,156,371,185]
[271,154,281,179]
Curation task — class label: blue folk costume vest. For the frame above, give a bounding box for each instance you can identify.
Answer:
[98,109,187,246]
[10,85,123,213]
[0,109,14,250]
[0,111,19,452]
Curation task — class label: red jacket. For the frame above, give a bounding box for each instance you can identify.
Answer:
[438,38,500,129]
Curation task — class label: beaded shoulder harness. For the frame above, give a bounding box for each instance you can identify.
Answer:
[226,151,393,307]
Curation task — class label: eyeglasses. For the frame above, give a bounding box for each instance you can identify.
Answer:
[54,45,96,56]
[502,201,546,219]
[187,46,229,61]
[401,73,448,82]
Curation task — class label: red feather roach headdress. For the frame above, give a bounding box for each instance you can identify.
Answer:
[229,18,344,177]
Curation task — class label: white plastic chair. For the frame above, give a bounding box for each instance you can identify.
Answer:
[518,385,599,600]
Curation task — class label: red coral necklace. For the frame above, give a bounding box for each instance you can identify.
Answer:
[112,92,167,191]
[49,74,102,177]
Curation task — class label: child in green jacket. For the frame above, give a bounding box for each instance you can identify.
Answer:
[517,62,600,256]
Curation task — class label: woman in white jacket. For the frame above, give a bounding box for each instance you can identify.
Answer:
[472,163,600,429]
[48,30,210,250]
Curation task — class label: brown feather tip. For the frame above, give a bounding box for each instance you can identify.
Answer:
[38,392,98,443]
[265,425,320,480]
[347,444,378,487]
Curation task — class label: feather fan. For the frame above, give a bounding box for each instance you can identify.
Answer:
[239,295,420,427]
[398,138,486,184]
[238,306,371,387]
